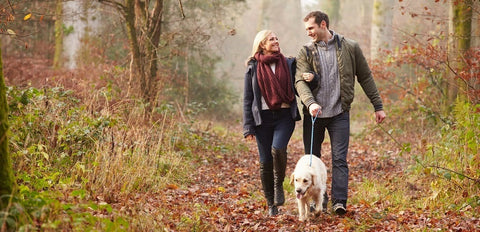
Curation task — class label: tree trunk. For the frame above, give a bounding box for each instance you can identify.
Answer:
[470,0,480,48]
[111,0,164,104]
[142,0,163,104]
[124,0,145,99]
[62,0,86,69]
[320,0,341,25]
[370,0,394,60]
[447,0,473,103]
[53,0,63,69]
[0,40,15,208]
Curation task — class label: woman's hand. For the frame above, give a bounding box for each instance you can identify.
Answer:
[245,134,255,141]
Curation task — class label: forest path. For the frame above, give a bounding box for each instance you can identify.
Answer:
[151,127,406,231]
[150,125,479,231]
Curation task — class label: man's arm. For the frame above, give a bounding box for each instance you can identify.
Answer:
[353,42,384,112]
[351,42,386,123]
[295,46,317,111]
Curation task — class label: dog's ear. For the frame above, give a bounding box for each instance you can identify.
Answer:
[311,174,316,186]
[289,173,295,185]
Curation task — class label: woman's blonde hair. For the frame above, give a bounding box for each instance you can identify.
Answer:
[245,29,274,65]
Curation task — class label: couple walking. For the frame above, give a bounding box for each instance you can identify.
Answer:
[242,11,387,216]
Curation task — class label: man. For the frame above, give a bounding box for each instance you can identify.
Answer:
[295,11,386,215]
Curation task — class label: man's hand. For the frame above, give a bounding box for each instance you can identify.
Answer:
[309,103,322,117]
[375,110,386,123]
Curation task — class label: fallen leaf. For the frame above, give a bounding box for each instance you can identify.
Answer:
[24,13,32,21]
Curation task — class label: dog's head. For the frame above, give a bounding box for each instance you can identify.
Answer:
[290,170,316,200]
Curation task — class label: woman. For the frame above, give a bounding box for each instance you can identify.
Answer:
[243,30,300,216]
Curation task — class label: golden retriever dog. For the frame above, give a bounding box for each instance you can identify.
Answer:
[289,155,327,221]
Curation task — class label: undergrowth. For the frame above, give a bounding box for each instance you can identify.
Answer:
[351,44,480,227]
[410,100,480,213]
[1,85,240,231]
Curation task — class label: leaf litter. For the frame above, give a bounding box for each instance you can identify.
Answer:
[112,126,479,231]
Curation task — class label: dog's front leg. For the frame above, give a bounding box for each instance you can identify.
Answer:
[313,193,323,217]
[297,200,307,221]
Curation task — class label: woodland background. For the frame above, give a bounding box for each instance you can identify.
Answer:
[0,0,479,231]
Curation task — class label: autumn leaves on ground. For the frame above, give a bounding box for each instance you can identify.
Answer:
[154,129,479,231]
[3,58,479,231]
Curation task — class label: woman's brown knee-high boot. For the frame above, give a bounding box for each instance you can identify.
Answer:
[272,148,287,206]
[260,161,278,216]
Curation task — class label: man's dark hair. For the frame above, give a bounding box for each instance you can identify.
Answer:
[304,11,329,29]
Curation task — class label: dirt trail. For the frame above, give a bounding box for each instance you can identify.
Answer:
[157,134,395,231]
[157,132,479,231]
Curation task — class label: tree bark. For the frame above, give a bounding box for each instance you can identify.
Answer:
[124,0,145,99]
[370,0,394,60]
[53,0,63,69]
[101,0,164,104]
[447,0,473,103]
[472,1,480,48]
[0,40,15,208]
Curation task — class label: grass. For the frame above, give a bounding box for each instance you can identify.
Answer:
[352,177,413,212]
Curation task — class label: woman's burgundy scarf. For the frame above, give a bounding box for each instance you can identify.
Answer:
[255,52,295,110]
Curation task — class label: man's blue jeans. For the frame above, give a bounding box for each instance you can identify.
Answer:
[303,111,350,203]
[255,108,295,164]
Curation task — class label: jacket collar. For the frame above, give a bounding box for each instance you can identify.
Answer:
[306,31,343,51]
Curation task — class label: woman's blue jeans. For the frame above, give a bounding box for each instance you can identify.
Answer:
[303,111,350,203]
[255,108,295,164]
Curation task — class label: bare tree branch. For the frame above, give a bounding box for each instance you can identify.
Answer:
[426,164,480,183]
[6,0,15,14]
[98,0,126,14]
[177,0,185,19]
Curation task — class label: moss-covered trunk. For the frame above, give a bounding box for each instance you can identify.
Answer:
[371,0,394,60]
[0,40,15,208]
[53,0,64,69]
[447,0,473,103]
[124,0,145,98]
